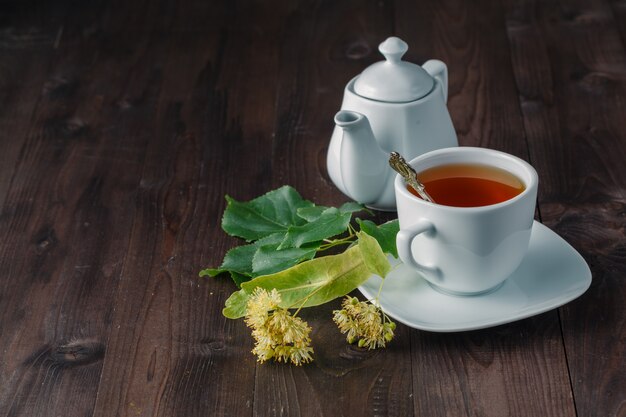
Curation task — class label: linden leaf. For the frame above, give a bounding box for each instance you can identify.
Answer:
[357,219,399,258]
[229,271,250,288]
[204,186,372,289]
[278,208,351,249]
[200,233,284,286]
[223,287,249,319]
[252,242,319,276]
[296,202,365,222]
[338,202,369,215]
[358,228,392,277]
[221,186,314,241]
[295,206,328,222]
[200,242,259,277]
[223,233,389,319]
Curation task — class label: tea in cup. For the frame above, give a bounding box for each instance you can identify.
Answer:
[394,147,538,295]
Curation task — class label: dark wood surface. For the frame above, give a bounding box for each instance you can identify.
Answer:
[0,0,624,416]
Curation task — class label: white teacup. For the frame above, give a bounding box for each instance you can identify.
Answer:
[395,147,538,295]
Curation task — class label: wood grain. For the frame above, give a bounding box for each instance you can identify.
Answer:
[90,1,291,415]
[0,0,151,415]
[0,1,66,211]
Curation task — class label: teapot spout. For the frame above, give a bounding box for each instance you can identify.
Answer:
[334,111,388,204]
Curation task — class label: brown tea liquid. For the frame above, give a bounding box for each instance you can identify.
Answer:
[408,163,525,207]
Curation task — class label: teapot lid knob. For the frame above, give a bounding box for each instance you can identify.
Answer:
[379,37,408,63]
[353,36,435,102]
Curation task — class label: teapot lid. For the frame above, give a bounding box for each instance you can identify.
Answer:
[353,37,434,102]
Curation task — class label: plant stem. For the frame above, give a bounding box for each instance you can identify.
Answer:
[318,240,353,251]
[290,284,327,318]
[374,276,387,323]
[318,233,357,251]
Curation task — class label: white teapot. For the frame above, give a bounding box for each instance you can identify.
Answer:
[327,37,458,211]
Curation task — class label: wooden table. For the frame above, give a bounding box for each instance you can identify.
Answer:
[1,0,625,416]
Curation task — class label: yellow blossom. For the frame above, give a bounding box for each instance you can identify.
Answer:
[332,296,395,350]
[244,288,314,365]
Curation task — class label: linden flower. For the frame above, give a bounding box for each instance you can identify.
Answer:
[245,288,314,366]
[245,287,281,329]
[333,296,396,350]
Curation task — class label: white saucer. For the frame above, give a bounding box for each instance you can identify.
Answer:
[358,221,592,332]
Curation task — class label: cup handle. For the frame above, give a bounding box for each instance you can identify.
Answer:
[396,219,442,279]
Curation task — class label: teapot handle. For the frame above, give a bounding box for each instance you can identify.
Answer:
[422,60,448,104]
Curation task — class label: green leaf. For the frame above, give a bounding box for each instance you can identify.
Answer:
[223,288,249,318]
[199,268,220,278]
[223,232,389,319]
[296,202,365,223]
[201,242,258,277]
[221,186,314,241]
[230,271,250,287]
[338,202,367,214]
[205,186,383,292]
[200,264,252,287]
[200,233,285,286]
[358,230,391,277]
[201,232,321,287]
[296,206,328,222]
[279,208,352,249]
[252,242,319,276]
[357,219,400,258]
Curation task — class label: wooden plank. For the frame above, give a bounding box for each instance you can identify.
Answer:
[502,0,626,415]
[0,1,173,415]
[253,1,414,416]
[410,317,579,416]
[0,2,65,210]
[90,1,286,415]
[395,0,577,415]
[608,0,626,47]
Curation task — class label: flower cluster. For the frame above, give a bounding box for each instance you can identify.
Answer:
[245,288,314,365]
[333,296,395,349]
